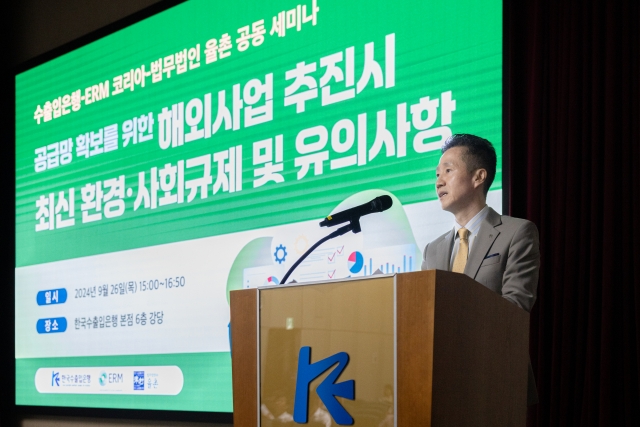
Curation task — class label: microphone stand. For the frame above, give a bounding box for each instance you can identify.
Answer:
[280,218,361,285]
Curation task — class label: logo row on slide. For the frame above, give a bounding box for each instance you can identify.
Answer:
[35,366,183,395]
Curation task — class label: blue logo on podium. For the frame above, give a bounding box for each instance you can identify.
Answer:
[293,346,355,425]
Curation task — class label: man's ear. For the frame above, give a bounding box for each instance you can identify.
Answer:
[473,169,487,189]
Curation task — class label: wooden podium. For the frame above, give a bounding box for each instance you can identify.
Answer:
[230,270,529,427]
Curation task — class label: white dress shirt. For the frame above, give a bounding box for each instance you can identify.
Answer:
[449,205,490,271]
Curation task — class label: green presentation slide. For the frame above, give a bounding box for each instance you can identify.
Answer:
[15,0,502,412]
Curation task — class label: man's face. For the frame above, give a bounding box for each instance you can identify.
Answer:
[435,146,478,214]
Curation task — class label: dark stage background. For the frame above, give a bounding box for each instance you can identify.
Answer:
[3,0,639,426]
[506,0,640,425]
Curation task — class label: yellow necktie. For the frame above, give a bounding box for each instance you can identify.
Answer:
[452,228,470,273]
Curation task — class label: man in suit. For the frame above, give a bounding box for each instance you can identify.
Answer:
[421,133,540,403]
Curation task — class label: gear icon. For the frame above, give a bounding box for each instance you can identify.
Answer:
[274,244,288,264]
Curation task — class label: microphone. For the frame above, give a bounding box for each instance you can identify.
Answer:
[319,195,393,228]
[281,195,393,284]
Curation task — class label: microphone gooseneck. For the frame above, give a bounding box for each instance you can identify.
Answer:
[281,195,393,284]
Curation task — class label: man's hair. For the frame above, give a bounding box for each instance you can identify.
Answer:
[441,134,497,196]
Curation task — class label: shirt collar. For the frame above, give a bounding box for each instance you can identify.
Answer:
[453,205,490,238]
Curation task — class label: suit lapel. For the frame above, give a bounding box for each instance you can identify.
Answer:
[436,229,455,270]
[464,208,501,279]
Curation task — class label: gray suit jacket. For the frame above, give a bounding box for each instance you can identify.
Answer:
[421,207,539,312]
[421,207,540,404]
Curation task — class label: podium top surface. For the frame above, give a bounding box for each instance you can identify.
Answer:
[236,272,397,291]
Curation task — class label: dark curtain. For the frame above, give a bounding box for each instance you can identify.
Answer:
[506,0,640,425]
